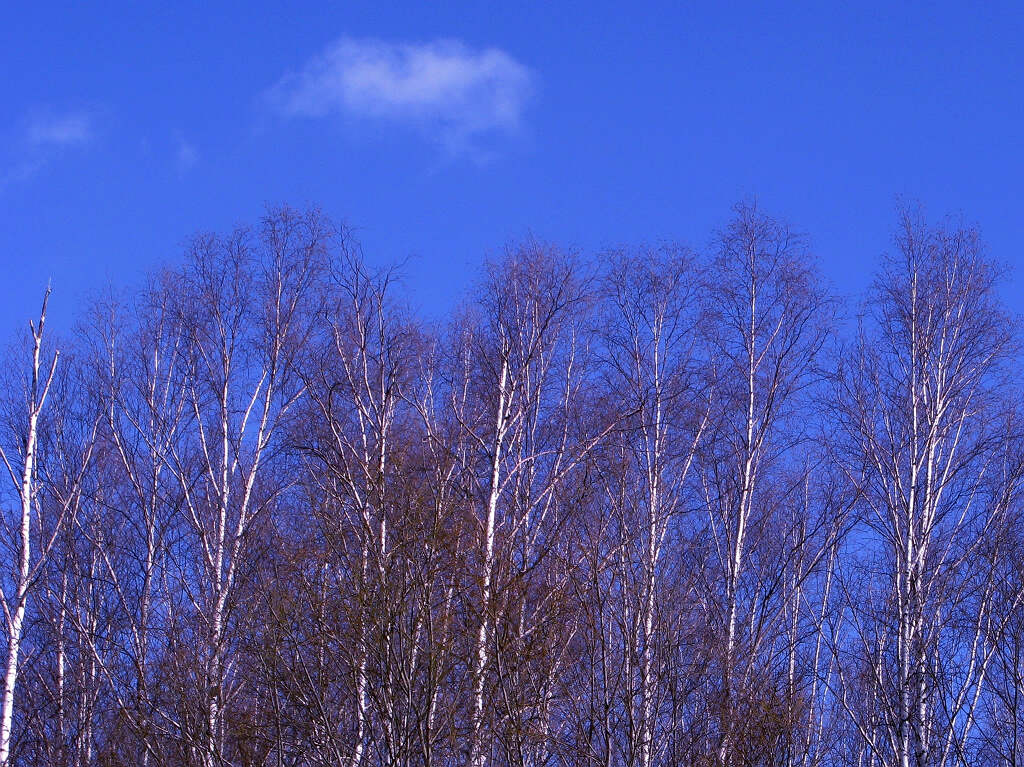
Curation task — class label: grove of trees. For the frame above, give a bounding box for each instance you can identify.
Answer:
[1,202,1022,767]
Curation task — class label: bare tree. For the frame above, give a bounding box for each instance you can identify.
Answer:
[297,242,419,765]
[0,290,96,767]
[697,204,834,766]
[831,208,1022,767]
[0,201,1019,767]
[157,208,328,767]
[449,242,602,767]
[584,244,709,767]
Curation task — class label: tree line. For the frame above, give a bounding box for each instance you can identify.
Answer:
[1,202,1022,767]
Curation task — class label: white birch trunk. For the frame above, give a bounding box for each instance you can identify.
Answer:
[0,291,59,767]
[467,355,509,767]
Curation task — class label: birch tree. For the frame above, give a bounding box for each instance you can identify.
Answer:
[162,208,328,767]
[0,290,96,767]
[832,209,1023,767]
[698,204,834,766]
[300,245,417,765]
[57,275,193,766]
[0,200,1019,767]
[593,245,709,767]
[454,243,600,767]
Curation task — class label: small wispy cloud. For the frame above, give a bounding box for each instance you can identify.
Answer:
[176,138,199,173]
[268,37,533,151]
[26,111,94,148]
[1,109,98,190]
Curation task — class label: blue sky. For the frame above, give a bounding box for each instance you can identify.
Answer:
[2,1,1022,337]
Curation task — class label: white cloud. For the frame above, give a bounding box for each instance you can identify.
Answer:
[1,109,97,190]
[176,138,198,173]
[26,111,94,148]
[268,37,533,147]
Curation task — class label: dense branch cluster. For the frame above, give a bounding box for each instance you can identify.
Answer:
[1,203,1022,767]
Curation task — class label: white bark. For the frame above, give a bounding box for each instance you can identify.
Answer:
[467,353,509,767]
[834,212,1017,767]
[0,290,60,767]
